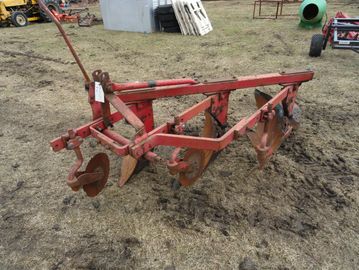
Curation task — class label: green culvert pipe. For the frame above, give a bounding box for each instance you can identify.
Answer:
[299,0,327,29]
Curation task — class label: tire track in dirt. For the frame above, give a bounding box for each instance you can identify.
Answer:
[0,49,74,65]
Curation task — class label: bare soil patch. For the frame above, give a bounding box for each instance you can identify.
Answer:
[0,1,358,269]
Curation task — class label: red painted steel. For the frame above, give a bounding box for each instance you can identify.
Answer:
[40,0,314,196]
[106,93,145,132]
[323,12,359,46]
[113,71,313,103]
[52,70,314,196]
[112,78,197,91]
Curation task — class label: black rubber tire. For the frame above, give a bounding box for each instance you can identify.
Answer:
[162,26,181,33]
[40,9,52,22]
[0,21,11,27]
[40,1,62,22]
[160,20,179,28]
[10,11,28,27]
[46,1,61,13]
[156,5,174,15]
[158,13,177,21]
[309,34,324,57]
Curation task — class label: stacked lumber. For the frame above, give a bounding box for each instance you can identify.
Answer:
[172,0,213,36]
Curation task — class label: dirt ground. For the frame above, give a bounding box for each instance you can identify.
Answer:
[0,1,358,269]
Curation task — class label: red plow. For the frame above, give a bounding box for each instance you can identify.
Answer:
[40,1,314,197]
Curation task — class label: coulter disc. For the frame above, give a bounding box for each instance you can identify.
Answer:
[177,111,219,186]
[200,111,217,168]
[81,153,110,197]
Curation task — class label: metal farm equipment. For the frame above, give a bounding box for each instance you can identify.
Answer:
[40,1,314,197]
[252,0,303,20]
[51,7,102,26]
[309,12,359,57]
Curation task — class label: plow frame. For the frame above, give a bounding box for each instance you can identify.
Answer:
[51,70,313,194]
[51,71,313,155]
[38,0,314,196]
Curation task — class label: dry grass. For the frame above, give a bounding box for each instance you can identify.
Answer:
[0,1,358,269]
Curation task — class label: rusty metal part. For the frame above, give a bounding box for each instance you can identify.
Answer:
[167,148,188,175]
[51,67,313,196]
[248,89,286,169]
[119,156,138,187]
[66,129,84,191]
[45,5,315,196]
[200,111,217,168]
[178,149,206,186]
[81,153,110,197]
[167,111,218,182]
[253,0,303,20]
[100,128,158,186]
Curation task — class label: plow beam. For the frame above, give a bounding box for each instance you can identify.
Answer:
[114,71,313,102]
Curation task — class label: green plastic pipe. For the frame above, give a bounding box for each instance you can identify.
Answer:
[299,0,327,29]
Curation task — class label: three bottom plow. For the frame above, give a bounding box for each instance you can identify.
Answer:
[38,0,314,197]
[51,70,314,197]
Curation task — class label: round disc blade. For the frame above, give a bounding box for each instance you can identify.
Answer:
[82,153,110,197]
[200,111,217,167]
[179,149,206,187]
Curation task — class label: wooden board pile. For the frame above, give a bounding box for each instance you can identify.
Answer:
[172,0,213,36]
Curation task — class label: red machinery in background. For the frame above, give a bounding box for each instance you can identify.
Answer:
[39,0,314,197]
[50,6,101,26]
[309,11,359,57]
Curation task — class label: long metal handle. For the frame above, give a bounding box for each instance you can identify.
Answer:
[38,0,91,85]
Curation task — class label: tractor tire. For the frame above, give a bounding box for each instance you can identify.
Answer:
[40,10,52,22]
[40,1,62,22]
[162,26,181,33]
[46,1,61,13]
[160,20,179,28]
[10,11,28,27]
[156,4,174,15]
[309,34,324,57]
[158,13,177,22]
